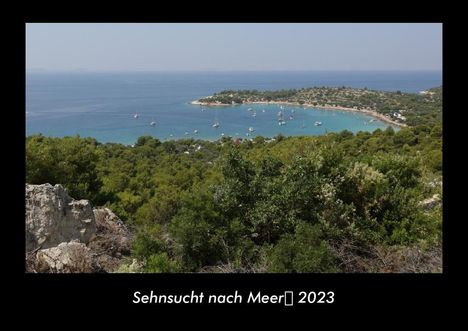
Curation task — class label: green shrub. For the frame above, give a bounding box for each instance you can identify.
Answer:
[145,253,181,273]
[268,223,340,273]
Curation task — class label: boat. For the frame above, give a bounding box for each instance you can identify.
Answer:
[315,121,322,126]
[150,121,156,127]
[277,110,286,125]
[248,127,255,132]
[252,111,257,118]
[212,109,220,128]
[185,131,189,135]
[194,129,198,134]
[262,109,266,113]
[134,113,139,119]
[221,133,225,136]
[247,108,253,111]
[289,115,294,120]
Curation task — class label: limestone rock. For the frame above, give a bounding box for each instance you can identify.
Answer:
[26,184,131,273]
[35,240,93,273]
[25,184,97,251]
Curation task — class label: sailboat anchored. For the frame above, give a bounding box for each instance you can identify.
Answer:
[278,110,286,126]
[212,108,220,128]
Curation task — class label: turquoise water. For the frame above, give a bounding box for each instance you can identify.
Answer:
[26,71,441,145]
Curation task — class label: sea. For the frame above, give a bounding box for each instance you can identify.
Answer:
[26,71,442,145]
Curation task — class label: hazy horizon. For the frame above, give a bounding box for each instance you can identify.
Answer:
[26,69,443,73]
[27,23,442,72]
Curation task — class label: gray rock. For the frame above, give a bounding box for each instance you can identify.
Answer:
[25,184,132,273]
[35,240,93,273]
[25,184,97,251]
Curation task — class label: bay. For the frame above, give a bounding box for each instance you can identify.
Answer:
[26,71,441,145]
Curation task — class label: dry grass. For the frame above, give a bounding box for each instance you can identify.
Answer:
[328,239,442,273]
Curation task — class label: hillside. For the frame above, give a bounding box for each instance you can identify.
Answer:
[26,120,443,272]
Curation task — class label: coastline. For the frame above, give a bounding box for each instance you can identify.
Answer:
[191,100,407,128]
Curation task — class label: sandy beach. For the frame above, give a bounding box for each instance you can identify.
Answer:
[191,99,407,128]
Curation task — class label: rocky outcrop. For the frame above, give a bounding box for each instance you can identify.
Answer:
[26,184,96,251]
[26,184,131,273]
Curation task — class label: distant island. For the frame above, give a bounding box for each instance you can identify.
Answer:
[192,86,442,128]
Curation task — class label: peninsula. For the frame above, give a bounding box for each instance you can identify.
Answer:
[192,86,442,127]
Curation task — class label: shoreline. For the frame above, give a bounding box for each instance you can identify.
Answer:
[190,100,407,128]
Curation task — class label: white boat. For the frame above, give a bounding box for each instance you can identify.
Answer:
[194,129,198,134]
[315,121,322,126]
[212,108,220,128]
[278,110,286,125]
[134,114,139,119]
[252,111,257,118]
[247,108,252,111]
[150,121,156,127]
[248,127,255,132]
[185,131,189,135]
[262,109,266,113]
[221,133,225,136]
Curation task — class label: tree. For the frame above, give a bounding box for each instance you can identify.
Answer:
[26,135,101,201]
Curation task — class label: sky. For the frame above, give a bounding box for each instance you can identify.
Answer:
[26,23,442,72]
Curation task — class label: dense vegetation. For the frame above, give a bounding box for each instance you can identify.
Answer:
[26,120,442,272]
[199,86,442,127]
